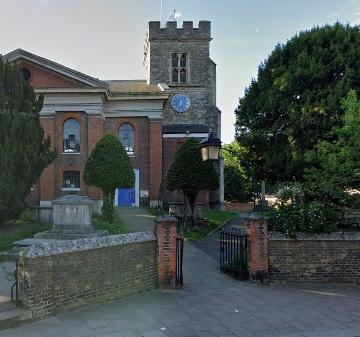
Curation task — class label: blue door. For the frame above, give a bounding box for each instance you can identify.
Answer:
[118,188,135,206]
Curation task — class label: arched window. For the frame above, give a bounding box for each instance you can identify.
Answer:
[171,53,188,83]
[180,68,187,83]
[63,171,80,189]
[172,68,178,83]
[63,118,80,153]
[119,123,135,155]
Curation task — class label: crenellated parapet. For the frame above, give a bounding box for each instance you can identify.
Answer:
[147,21,211,41]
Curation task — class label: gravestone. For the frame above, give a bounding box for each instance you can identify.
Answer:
[34,195,108,240]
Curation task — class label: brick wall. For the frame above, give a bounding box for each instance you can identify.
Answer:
[104,117,150,205]
[18,61,82,88]
[149,121,162,205]
[269,233,360,283]
[18,232,157,318]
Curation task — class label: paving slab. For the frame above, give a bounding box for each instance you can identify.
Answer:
[116,207,155,233]
[0,241,360,336]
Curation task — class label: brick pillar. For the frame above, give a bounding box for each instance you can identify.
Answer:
[155,216,177,289]
[87,116,103,199]
[243,214,269,282]
[149,120,162,206]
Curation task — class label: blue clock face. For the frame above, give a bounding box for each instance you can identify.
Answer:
[171,94,191,113]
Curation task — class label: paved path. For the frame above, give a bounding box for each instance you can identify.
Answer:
[116,207,155,233]
[0,261,14,303]
[1,240,360,337]
[194,212,246,261]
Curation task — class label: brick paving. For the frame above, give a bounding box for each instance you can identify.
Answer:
[1,239,360,337]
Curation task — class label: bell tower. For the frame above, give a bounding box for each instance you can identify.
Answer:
[143,21,220,136]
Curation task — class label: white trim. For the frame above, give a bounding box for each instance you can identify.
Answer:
[134,169,140,207]
[114,169,140,207]
[114,188,118,206]
[35,88,107,94]
[104,111,163,119]
[62,188,80,192]
[107,94,169,101]
[163,133,209,138]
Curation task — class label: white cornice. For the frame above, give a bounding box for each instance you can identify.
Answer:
[35,88,107,94]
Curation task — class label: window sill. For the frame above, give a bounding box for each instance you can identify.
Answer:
[62,188,80,192]
[62,152,80,155]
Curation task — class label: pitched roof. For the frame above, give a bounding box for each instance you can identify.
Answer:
[106,80,167,96]
[3,49,106,88]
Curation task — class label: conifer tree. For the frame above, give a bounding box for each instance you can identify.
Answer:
[0,57,56,224]
[83,134,135,223]
[166,138,219,228]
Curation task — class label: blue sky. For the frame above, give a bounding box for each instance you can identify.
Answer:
[1,0,359,143]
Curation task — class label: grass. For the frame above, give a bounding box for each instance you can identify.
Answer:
[93,213,128,235]
[0,218,51,253]
[183,209,238,241]
[0,209,128,254]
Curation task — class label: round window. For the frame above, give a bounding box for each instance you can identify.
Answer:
[21,67,31,81]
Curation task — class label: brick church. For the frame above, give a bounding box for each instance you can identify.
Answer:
[4,21,223,209]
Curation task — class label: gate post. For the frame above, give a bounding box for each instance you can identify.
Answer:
[243,214,269,283]
[155,216,177,289]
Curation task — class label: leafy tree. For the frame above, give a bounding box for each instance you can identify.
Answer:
[235,23,360,184]
[84,134,134,223]
[304,90,360,207]
[0,58,56,225]
[165,138,219,227]
[222,141,251,202]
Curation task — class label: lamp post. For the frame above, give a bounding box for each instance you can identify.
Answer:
[199,130,222,161]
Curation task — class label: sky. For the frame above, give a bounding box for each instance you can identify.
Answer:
[1,0,360,143]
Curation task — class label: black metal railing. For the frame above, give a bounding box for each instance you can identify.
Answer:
[176,235,184,287]
[11,259,19,305]
[220,229,249,280]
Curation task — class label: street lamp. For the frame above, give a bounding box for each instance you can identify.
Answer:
[199,130,222,161]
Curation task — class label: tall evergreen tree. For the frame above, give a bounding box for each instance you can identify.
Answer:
[235,23,360,184]
[0,57,56,224]
[83,134,135,223]
[166,138,219,228]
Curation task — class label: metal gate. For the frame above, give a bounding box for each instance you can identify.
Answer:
[176,235,184,287]
[220,229,249,280]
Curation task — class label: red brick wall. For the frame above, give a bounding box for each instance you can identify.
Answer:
[149,121,162,203]
[87,116,103,199]
[104,117,150,205]
[39,118,55,202]
[17,60,83,88]
[54,112,88,197]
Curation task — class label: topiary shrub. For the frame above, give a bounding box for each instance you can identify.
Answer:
[84,134,134,223]
[165,138,219,228]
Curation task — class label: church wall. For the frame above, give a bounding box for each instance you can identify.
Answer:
[104,117,151,206]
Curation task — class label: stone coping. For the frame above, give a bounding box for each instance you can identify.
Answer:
[52,195,94,205]
[21,231,156,258]
[269,231,360,241]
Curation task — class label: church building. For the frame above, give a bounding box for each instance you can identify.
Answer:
[4,21,223,209]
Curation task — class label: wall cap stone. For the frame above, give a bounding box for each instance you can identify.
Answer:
[155,215,177,223]
[269,231,360,241]
[21,231,156,258]
[52,195,95,205]
[244,213,270,220]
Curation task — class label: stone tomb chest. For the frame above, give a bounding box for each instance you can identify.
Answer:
[35,195,108,240]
